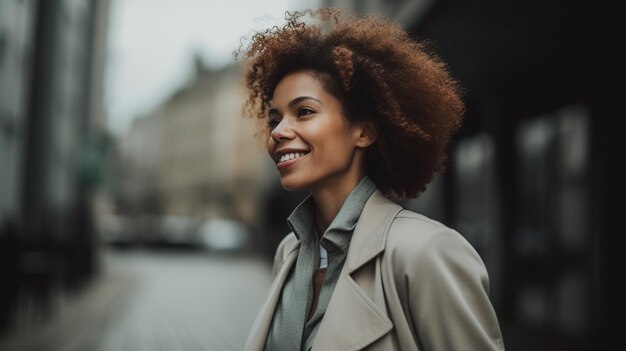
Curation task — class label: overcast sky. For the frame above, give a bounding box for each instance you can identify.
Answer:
[105,0,320,135]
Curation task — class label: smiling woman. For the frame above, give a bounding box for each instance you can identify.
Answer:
[267,71,374,194]
[238,8,504,351]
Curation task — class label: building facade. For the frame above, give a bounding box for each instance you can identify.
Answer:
[118,59,272,239]
[0,0,110,333]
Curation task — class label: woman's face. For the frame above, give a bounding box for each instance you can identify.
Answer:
[267,71,367,191]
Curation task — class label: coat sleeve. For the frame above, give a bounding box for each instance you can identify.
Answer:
[392,222,504,351]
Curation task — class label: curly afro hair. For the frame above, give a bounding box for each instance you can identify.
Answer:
[239,9,464,198]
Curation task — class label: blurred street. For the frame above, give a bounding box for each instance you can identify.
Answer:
[2,1,624,349]
[0,248,273,351]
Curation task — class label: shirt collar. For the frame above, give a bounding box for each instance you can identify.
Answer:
[287,176,377,253]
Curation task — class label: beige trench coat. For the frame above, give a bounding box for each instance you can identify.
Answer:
[246,190,505,351]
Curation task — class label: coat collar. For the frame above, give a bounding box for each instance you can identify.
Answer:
[287,176,378,254]
[344,190,403,274]
[245,189,403,351]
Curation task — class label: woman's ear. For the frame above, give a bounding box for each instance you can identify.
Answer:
[354,121,378,148]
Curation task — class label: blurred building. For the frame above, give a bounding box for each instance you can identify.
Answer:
[117,58,272,240]
[117,108,163,216]
[0,0,110,333]
[322,0,624,350]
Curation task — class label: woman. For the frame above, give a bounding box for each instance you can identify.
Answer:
[239,9,504,351]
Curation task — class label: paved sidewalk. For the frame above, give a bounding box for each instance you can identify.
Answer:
[0,261,138,351]
[0,248,274,351]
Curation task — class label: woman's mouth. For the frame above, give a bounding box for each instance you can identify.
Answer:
[276,151,309,169]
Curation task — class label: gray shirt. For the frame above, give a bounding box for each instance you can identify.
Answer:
[264,176,377,351]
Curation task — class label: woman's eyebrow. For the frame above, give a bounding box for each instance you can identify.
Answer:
[288,96,323,107]
[268,96,323,115]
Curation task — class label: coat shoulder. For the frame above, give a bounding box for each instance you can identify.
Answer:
[382,210,504,351]
[388,209,467,248]
[386,209,485,272]
[394,209,450,230]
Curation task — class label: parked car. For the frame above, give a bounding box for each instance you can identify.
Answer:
[96,214,136,247]
[154,215,201,247]
[196,218,251,253]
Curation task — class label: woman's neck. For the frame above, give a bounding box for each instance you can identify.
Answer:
[311,171,365,238]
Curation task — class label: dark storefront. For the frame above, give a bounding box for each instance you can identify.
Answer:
[405,1,624,349]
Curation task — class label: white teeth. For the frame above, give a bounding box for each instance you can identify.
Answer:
[278,152,306,163]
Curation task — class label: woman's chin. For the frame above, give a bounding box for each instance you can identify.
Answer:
[279,176,309,191]
[280,181,303,192]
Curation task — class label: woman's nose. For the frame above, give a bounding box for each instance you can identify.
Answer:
[270,118,295,143]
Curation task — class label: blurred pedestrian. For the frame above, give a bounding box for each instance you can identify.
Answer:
[239,8,504,351]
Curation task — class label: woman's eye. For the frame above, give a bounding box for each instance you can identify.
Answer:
[267,118,280,129]
[297,108,315,116]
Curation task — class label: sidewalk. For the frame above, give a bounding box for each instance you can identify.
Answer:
[0,248,274,351]
[0,264,138,351]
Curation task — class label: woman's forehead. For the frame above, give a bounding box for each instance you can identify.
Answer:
[271,72,329,105]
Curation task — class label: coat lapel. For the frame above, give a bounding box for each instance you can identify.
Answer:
[312,190,403,350]
[245,241,299,351]
[312,269,392,350]
[344,190,403,274]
